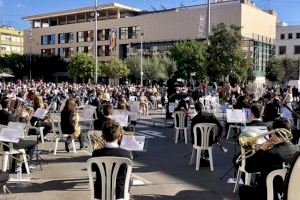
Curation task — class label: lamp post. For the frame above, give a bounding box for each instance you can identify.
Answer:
[140,32,144,87]
[94,0,98,83]
[207,0,211,37]
[28,30,32,80]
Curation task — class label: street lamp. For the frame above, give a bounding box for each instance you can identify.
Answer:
[94,0,98,84]
[28,30,33,80]
[207,0,211,37]
[140,32,144,87]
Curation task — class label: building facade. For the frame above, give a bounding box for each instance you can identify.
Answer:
[0,26,23,55]
[23,1,276,82]
[276,22,300,58]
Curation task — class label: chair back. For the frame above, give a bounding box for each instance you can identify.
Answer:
[193,123,217,148]
[173,111,187,129]
[87,157,133,200]
[50,114,62,135]
[266,168,287,200]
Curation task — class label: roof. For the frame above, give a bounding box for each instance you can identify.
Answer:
[22,3,141,21]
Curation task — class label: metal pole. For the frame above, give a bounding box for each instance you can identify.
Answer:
[94,0,98,83]
[29,30,32,80]
[207,0,211,37]
[140,33,144,87]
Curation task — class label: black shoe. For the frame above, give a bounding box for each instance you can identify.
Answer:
[80,145,88,150]
[65,142,70,152]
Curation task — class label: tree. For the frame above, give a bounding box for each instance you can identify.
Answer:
[170,40,207,80]
[282,57,299,82]
[143,57,167,82]
[101,58,129,78]
[266,58,285,83]
[160,56,177,77]
[68,53,96,82]
[125,55,140,81]
[207,23,249,82]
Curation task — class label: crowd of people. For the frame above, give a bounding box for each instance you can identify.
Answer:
[0,79,299,199]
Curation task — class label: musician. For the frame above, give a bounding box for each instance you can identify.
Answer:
[283,87,293,110]
[263,92,280,122]
[92,120,132,199]
[191,102,223,145]
[0,98,37,171]
[61,98,86,152]
[30,95,52,138]
[239,118,298,200]
[90,91,104,120]
[247,103,267,127]
[94,104,113,131]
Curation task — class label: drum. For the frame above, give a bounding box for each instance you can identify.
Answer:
[283,151,300,200]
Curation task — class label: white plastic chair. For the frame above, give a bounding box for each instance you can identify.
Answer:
[190,123,217,171]
[87,157,133,200]
[233,147,255,193]
[49,114,76,155]
[173,111,188,144]
[1,142,30,174]
[226,124,240,140]
[266,168,287,200]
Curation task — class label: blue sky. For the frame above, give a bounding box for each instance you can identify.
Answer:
[0,0,299,30]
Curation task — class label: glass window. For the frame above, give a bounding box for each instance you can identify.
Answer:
[295,46,300,54]
[280,34,285,40]
[41,34,55,45]
[58,32,74,44]
[41,48,55,56]
[119,26,140,39]
[296,33,300,39]
[288,33,293,39]
[77,46,89,53]
[77,31,93,42]
[279,46,286,55]
[58,47,73,58]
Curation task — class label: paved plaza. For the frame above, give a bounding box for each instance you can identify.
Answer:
[1,111,240,200]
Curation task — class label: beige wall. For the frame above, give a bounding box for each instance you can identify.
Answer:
[241,3,276,41]
[25,1,276,58]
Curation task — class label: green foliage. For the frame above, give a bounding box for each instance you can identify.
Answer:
[125,55,140,80]
[143,57,167,81]
[170,40,207,80]
[266,57,300,83]
[68,53,96,81]
[100,58,129,78]
[207,23,249,82]
[266,58,285,82]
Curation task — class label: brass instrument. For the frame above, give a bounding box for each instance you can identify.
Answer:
[11,99,34,122]
[236,128,293,163]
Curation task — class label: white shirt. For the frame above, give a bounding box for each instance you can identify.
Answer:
[104,142,119,148]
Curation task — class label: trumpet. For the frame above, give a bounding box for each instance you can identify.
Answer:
[236,128,293,163]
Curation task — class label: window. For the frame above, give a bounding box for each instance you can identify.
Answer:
[58,32,74,44]
[41,48,55,56]
[288,33,293,39]
[77,46,90,53]
[119,26,140,39]
[58,47,74,58]
[1,34,11,41]
[295,46,300,54]
[1,45,11,51]
[98,45,110,56]
[41,34,55,45]
[98,29,111,41]
[280,34,285,40]
[296,33,300,39]
[77,31,93,42]
[279,46,286,55]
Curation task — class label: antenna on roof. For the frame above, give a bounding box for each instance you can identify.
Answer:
[179,3,188,10]
[160,4,167,10]
[150,6,157,11]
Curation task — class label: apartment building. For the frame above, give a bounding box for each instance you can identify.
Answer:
[0,26,23,55]
[23,0,276,82]
[276,22,300,58]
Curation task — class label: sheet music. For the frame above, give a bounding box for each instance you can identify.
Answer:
[82,105,97,119]
[169,102,177,113]
[129,112,138,121]
[120,135,146,151]
[8,122,26,130]
[33,108,48,119]
[226,109,245,123]
[112,110,129,127]
[0,128,23,143]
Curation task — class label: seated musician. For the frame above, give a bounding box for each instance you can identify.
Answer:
[29,95,52,138]
[61,98,86,152]
[191,102,223,145]
[0,98,37,171]
[92,120,132,199]
[247,103,267,127]
[239,118,298,200]
[94,104,113,131]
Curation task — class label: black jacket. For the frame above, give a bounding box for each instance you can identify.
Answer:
[60,110,75,135]
[94,116,112,131]
[0,110,12,125]
[92,147,132,199]
[191,112,223,145]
